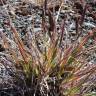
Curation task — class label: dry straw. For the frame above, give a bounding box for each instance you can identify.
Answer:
[23,0,62,6]
[23,0,45,6]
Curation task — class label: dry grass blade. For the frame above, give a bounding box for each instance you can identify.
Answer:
[10,24,30,64]
[0,31,19,64]
[48,10,55,32]
[80,4,88,25]
[59,19,65,47]
[59,46,73,66]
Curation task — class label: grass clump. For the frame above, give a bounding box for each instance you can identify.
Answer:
[0,0,96,96]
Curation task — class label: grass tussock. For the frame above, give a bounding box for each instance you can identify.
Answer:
[0,0,96,96]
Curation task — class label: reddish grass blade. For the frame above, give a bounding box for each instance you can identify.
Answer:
[10,25,29,64]
[59,46,73,66]
[59,19,65,47]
